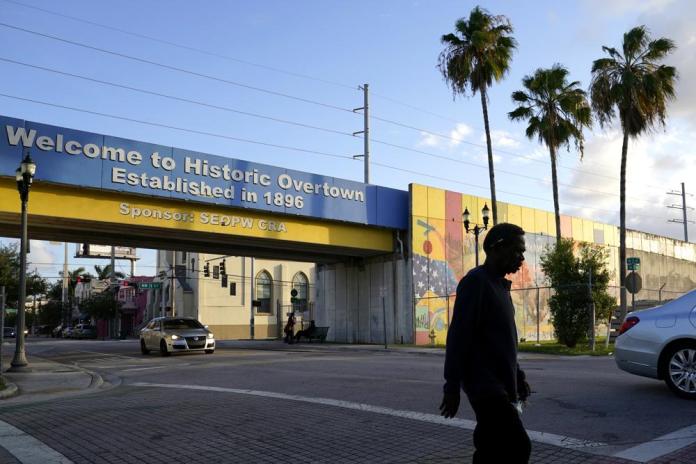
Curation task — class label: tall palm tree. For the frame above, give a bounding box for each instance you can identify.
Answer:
[509,64,592,243]
[438,6,517,224]
[590,26,677,317]
[94,264,125,281]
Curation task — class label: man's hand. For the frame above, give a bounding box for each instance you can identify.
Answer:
[439,391,460,419]
[518,379,531,402]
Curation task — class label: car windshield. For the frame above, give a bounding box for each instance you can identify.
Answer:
[163,319,203,330]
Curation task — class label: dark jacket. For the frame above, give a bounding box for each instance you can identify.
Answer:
[443,266,525,402]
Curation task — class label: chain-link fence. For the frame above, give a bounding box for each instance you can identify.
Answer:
[414,285,689,346]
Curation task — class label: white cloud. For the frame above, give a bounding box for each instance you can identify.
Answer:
[560,123,695,241]
[635,4,696,120]
[27,241,56,272]
[449,123,473,146]
[582,0,676,16]
[417,131,440,147]
[480,130,520,149]
[416,122,473,149]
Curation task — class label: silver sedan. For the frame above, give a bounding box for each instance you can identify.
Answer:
[140,317,215,356]
[615,288,696,399]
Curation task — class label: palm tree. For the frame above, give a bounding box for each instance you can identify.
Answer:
[61,267,86,297]
[438,6,517,224]
[509,64,592,243]
[590,26,677,317]
[94,264,125,281]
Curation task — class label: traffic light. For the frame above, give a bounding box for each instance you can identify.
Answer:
[221,274,228,288]
[204,262,210,277]
[220,259,226,276]
[213,265,219,280]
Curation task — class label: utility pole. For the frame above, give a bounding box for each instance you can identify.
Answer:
[353,83,370,184]
[170,251,176,318]
[667,182,693,242]
[62,242,69,326]
[1,286,5,375]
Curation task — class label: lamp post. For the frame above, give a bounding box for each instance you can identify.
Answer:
[463,203,490,266]
[9,150,36,371]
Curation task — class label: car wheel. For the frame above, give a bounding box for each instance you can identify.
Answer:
[664,343,696,400]
[160,339,170,357]
[140,339,150,355]
[205,349,214,354]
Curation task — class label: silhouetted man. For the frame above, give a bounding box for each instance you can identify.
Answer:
[439,223,531,463]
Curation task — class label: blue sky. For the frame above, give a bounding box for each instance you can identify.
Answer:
[1,0,694,281]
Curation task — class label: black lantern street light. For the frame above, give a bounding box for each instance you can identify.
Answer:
[9,150,36,371]
[463,203,490,267]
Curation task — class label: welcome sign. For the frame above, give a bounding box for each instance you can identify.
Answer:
[0,115,408,229]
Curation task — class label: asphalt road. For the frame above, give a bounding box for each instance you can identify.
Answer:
[1,338,694,463]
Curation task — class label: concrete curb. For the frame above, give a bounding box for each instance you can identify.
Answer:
[0,382,18,400]
[0,356,109,405]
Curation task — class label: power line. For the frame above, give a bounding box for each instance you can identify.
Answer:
[371,137,652,204]
[26,262,318,287]
[1,0,358,92]
[0,92,659,221]
[0,50,661,202]
[0,57,355,138]
[370,113,671,194]
[2,56,630,201]
[0,4,672,193]
[0,22,357,114]
[0,93,355,161]
[370,161,659,221]
[1,88,650,206]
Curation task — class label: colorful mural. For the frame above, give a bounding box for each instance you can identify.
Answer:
[409,183,696,346]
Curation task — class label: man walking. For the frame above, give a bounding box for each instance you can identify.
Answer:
[439,223,531,463]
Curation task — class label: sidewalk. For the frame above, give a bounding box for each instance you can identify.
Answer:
[0,354,103,405]
[0,354,104,464]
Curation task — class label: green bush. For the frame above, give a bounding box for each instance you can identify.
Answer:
[540,239,616,347]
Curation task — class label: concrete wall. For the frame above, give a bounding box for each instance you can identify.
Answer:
[316,254,412,344]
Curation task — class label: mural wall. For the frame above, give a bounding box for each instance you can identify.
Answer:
[410,184,696,346]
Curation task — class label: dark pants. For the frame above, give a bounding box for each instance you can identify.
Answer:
[470,396,531,464]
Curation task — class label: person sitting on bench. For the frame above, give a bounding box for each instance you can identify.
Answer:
[295,320,317,342]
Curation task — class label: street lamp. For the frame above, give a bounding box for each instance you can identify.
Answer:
[9,149,36,371]
[463,203,490,266]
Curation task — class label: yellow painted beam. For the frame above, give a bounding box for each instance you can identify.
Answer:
[0,180,393,252]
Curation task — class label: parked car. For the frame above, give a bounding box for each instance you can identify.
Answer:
[615,288,696,399]
[61,326,75,338]
[3,327,16,338]
[139,317,215,356]
[72,324,97,339]
[52,324,64,338]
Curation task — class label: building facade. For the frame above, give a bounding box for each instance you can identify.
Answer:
[154,251,315,339]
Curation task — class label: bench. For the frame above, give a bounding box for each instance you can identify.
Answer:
[297,326,329,343]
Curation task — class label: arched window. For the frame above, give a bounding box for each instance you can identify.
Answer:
[291,272,309,312]
[255,270,272,313]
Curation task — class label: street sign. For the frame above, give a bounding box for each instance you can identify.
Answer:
[139,282,162,289]
[627,257,640,271]
[626,272,642,294]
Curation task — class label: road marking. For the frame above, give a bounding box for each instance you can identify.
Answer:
[122,364,188,372]
[613,424,696,462]
[0,420,72,464]
[131,382,606,450]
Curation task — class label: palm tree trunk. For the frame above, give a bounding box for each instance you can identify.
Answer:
[549,145,562,243]
[619,131,628,319]
[480,88,498,224]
